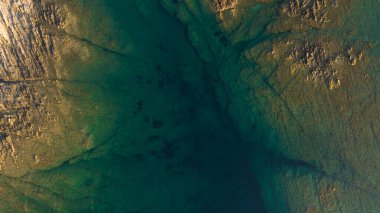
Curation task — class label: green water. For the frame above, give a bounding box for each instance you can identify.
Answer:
[8,0,380,212]
[20,0,267,212]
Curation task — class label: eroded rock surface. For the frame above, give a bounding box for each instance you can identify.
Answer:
[281,0,329,23]
[0,0,69,176]
[0,0,126,180]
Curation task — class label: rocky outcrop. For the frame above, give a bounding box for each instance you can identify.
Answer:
[211,0,237,12]
[281,0,329,23]
[0,0,132,178]
[0,0,65,175]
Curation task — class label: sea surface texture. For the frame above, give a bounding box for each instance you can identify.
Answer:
[0,0,379,212]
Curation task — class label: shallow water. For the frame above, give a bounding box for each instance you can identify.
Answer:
[28,0,267,212]
[2,0,380,212]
